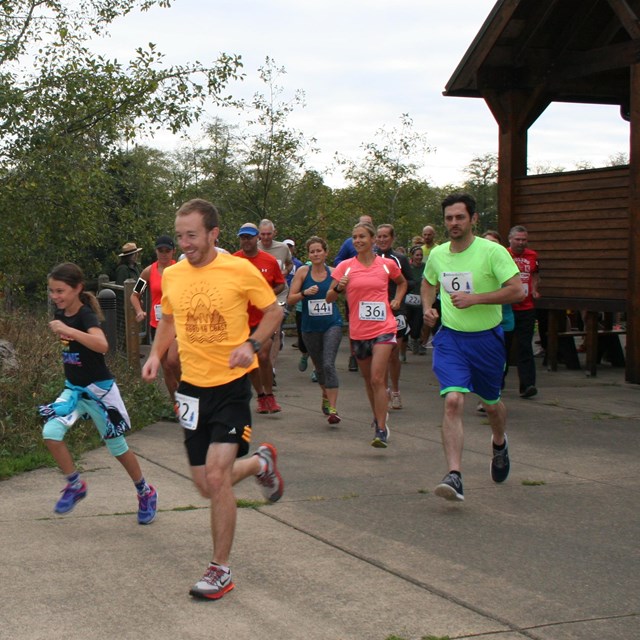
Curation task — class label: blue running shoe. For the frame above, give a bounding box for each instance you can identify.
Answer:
[371,424,390,448]
[54,480,87,514]
[137,485,158,525]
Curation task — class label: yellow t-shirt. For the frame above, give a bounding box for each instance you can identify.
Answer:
[161,252,276,387]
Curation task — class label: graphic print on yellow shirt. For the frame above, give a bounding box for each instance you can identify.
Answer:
[161,253,276,387]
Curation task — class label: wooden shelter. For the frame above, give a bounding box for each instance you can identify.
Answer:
[444,0,640,383]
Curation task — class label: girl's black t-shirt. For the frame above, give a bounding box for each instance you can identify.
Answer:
[55,305,112,386]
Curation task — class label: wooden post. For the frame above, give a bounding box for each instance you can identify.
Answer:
[627,64,640,383]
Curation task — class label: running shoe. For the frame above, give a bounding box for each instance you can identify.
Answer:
[490,435,510,483]
[137,485,158,525]
[321,397,331,415]
[189,564,234,600]
[391,392,403,410]
[348,355,358,372]
[520,385,537,398]
[254,443,284,502]
[434,473,464,501]
[476,402,487,414]
[298,353,309,372]
[327,408,341,425]
[310,370,318,383]
[54,480,88,514]
[371,424,390,448]
[266,394,282,413]
[257,395,269,414]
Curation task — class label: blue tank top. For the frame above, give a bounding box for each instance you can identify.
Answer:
[301,265,343,332]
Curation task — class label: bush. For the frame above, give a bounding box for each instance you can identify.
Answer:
[0,308,170,480]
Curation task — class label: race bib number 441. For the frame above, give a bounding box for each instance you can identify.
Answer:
[308,299,333,316]
[440,271,473,295]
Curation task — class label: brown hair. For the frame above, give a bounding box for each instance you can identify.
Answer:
[48,263,103,320]
[176,198,220,231]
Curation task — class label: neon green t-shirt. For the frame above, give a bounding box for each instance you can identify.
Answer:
[424,236,519,332]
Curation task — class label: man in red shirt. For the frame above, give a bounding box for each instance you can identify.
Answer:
[507,225,540,398]
[234,223,285,413]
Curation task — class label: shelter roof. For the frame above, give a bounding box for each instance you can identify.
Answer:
[445,0,640,111]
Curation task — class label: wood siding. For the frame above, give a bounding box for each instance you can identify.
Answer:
[512,167,629,306]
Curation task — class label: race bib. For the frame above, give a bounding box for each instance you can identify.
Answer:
[395,314,407,331]
[174,392,199,430]
[441,271,473,295]
[308,299,333,316]
[153,304,162,322]
[404,293,421,307]
[359,301,386,321]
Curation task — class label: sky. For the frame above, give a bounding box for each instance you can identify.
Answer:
[93,0,630,187]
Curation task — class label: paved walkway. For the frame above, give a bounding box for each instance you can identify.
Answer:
[1,338,639,640]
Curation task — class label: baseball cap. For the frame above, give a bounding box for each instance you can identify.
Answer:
[283,238,295,247]
[155,235,175,249]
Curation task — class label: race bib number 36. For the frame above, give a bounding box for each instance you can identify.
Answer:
[441,271,473,295]
[359,301,386,321]
[174,392,199,430]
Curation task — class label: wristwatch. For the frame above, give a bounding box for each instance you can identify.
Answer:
[246,338,262,353]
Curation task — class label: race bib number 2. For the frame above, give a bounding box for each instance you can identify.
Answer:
[440,271,473,295]
[174,392,199,430]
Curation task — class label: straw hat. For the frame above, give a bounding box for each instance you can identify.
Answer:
[118,242,143,257]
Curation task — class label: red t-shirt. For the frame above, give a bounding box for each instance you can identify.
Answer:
[507,247,539,311]
[233,250,284,326]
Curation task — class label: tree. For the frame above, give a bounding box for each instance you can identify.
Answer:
[335,114,436,243]
[0,1,242,295]
[462,153,498,232]
[233,57,318,222]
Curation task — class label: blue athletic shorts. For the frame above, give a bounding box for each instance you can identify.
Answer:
[432,325,505,403]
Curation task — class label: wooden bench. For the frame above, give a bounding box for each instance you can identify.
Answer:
[545,308,626,377]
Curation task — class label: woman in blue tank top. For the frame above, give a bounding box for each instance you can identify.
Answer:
[288,236,343,424]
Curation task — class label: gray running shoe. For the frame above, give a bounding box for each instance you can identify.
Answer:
[189,564,234,600]
[255,443,284,502]
[490,435,510,483]
[371,424,390,448]
[435,473,464,501]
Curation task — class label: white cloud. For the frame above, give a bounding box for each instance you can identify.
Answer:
[93,0,630,186]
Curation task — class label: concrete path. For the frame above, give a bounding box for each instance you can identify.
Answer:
[1,338,638,640]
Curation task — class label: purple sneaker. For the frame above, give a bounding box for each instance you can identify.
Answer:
[137,485,158,525]
[54,480,87,514]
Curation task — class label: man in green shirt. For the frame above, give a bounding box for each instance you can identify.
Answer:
[421,194,524,501]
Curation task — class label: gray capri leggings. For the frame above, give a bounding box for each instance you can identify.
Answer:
[302,325,343,389]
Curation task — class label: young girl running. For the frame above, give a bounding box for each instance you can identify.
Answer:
[41,262,157,524]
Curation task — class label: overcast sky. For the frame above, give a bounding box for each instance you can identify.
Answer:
[94,0,629,187]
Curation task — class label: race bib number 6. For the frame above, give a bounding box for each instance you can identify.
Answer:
[359,301,386,321]
[174,392,199,430]
[441,271,473,295]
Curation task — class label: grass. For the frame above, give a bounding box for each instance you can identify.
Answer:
[0,307,171,480]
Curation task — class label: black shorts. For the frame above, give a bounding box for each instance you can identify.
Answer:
[179,375,253,466]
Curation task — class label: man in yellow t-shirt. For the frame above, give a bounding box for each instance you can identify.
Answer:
[142,198,284,602]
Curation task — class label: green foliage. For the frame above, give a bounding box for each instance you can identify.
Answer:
[0,0,242,298]
[0,307,170,480]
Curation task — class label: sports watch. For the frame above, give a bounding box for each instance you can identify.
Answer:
[246,338,262,353]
